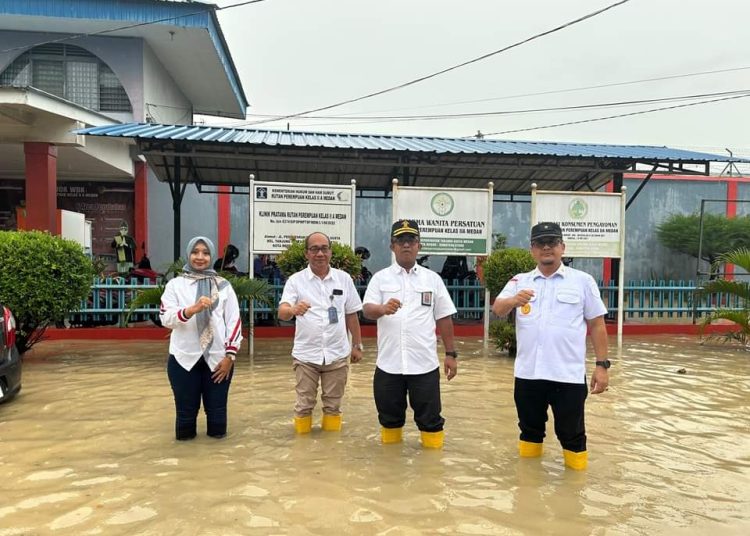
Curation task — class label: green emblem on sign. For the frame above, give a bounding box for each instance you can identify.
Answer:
[568,198,588,219]
[431,192,454,216]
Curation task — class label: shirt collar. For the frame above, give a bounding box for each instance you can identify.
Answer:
[532,264,566,280]
[304,265,332,281]
[390,262,418,275]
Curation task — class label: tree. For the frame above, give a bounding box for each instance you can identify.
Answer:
[0,230,94,353]
[656,214,750,276]
[699,247,750,348]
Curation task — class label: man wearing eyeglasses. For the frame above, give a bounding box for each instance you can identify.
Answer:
[363,219,458,449]
[278,232,364,434]
[492,222,610,470]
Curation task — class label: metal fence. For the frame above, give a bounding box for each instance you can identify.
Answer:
[68,277,743,327]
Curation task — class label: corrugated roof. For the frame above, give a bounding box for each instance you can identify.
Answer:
[75,122,746,194]
[76,122,743,162]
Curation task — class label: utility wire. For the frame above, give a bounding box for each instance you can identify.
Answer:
[319,65,750,117]
[480,94,750,137]
[0,0,268,54]
[240,0,634,127]
[235,89,750,123]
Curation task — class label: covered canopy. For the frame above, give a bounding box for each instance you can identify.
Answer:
[76,123,745,197]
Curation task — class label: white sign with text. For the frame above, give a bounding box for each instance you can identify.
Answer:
[251,181,355,253]
[393,185,492,255]
[533,191,623,258]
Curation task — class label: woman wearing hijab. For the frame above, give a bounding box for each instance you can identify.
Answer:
[159,236,243,440]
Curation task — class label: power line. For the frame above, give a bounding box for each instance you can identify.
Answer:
[322,65,750,117]
[480,94,750,137]
[235,89,750,123]
[239,0,634,127]
[0,0,268,55]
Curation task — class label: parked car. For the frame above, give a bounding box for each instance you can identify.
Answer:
[0,305,21,403]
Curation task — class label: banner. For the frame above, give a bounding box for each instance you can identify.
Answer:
[533,191,623,258]
[393,185,492,255]
[251,181,355,252]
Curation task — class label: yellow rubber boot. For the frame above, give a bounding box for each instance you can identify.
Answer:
[294,415,312,434]
[420,430,444,449]
[519,440,544,458]
[381,427,403,444]
[321,413,342,432]
[563,449,588,470]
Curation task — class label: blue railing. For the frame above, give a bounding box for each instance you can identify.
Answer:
[68,277,743,327]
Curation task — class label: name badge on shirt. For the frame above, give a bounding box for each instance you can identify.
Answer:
[332,289,343,296]
[421,291,433,306]
[328,306,339,323]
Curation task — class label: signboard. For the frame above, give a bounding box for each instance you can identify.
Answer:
[393,185,492,255]
[250,181,355,253]
[533,192,623,258]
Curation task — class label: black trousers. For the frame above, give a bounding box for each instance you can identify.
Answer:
[373,367,444,432]
[167,355,233,440]
[514,377,588,452]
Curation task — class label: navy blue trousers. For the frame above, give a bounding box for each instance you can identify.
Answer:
[514,377,588,452]
[167,355,233,440]
[373,367,444,432]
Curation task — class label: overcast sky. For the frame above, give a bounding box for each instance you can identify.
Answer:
[207,0,750,164]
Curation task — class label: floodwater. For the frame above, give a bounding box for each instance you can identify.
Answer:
[1,335,749,536]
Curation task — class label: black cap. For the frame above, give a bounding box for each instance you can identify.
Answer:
[531,222,563,241]
[391,219,420,238]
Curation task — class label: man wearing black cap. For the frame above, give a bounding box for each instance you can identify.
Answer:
[363,219,458,449]
[492,222,610,470]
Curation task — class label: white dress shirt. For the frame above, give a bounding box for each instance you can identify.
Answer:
[364,263,456,375]
[280,266,363,365]
[159,276,243,371]
[497,265,607,384]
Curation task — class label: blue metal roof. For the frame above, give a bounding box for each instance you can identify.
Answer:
[76,122,745,163]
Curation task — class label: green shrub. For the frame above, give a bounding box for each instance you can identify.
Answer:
[0,230,94,353]
[489,318,516,354]
[276,239,361,278]
[482,247,536,299]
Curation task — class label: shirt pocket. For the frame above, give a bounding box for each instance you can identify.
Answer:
[380,285,401,302]
[515,293,539,323]
[550,288,582,327]
[413,286,434,309]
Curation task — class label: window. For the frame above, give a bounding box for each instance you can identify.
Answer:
[0,43,132,113]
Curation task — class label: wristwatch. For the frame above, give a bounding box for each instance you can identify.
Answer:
[353,343,364,351]
[227,354,236,362]
[445,350,458,359]
[595,359,611,369]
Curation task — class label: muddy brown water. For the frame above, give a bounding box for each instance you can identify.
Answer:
[1,335,748,535]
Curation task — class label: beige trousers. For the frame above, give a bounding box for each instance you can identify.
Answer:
[293,358,349,417]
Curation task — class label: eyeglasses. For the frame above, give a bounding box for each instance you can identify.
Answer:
[307,246,331,254]
[392,235,418,245]
[532,238,562,248]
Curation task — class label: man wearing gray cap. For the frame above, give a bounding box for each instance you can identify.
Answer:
[492,222,610,470]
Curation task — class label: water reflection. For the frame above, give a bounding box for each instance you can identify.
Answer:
[0,335,748,535]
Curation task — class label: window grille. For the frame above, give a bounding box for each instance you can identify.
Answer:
[0,44,131,113]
